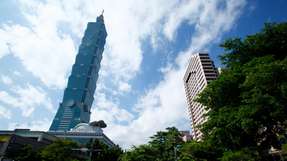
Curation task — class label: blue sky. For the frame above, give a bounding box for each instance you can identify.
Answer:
[0,0,286,148]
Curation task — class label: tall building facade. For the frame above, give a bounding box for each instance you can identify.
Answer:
[49,14,107,131]
[183,53,218,140]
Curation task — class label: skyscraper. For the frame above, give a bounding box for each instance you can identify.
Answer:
[183,53,218,140]
[49,14,107,131]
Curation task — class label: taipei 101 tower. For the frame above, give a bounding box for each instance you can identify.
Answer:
[49,14,107,131]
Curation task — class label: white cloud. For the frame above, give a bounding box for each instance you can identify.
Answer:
[0,41,9,59]
[8,118,50,131]
[99,66,190,149]
[1,75,13,85]
[90,67,190,149]
[118,81,131,93]
[188,0,246,51]
[0,84,54,117]
[89,0,246,149]
[0,105,11,119]
[91,92,134,124]
[164,0,246,50]
[13,71,21,77]
[0,0,246,149]
[0,0,77,88]
[93,0,180,90]
[121,0,246,147]
[164,0,202,40]
[0,0,177,89]
[0,23,76,88]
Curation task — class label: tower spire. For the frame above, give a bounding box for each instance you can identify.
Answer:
[97,9,104,22]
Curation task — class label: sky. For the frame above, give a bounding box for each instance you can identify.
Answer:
[0,0,286,149]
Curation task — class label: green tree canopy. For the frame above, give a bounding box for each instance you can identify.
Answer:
[5,144,41,161]
[40,140,80,161]
[88,139,122,161]
[120,127,184,161]
[193,22,287,161]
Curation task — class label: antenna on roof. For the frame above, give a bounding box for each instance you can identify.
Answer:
[101,9,104,15]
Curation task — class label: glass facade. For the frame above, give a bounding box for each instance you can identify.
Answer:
[49,15,107,131]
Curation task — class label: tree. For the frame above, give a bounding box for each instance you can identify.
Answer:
[179,140,220,161]
[220,149,257,161]
[40,140,80,161]
[193,22,287,160]
[120,144,157,161]
[88,139,122,161]
[120,127,184,161]
[5,144,41,161]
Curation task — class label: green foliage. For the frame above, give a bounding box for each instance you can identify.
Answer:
[40,140,79,161]
[179,141,220,161]
[120,127,184,161]
[4,139,122,161]
[89,139,122,161]
[120,145,157,161]
[193,22,287,160]
[221,149,258,161]
[6,144,41,161]
[220,23,287,67]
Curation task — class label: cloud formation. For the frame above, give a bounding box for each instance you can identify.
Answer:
[0,0,246,148]
[0,84,53,117]
[0,105,11,119]
[93,0,246,148]
[8,118,51,131]
[0,22,75,88]
[1,75,13,85]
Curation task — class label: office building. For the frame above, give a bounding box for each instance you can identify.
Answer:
[50,14,107,131]
[183,53,218,140]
